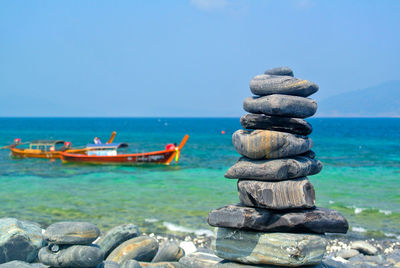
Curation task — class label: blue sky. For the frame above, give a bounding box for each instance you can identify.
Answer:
[1,0,399,117]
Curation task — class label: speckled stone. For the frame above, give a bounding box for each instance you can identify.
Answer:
[240,114,312,135]
[0,218,45,264]
[243,95,317,118]
[237,178,316,210]
[264,66,294,77]
[232,129,313,159]
[96,224,140,258]
[106,236,158,264]
[43,222,100,245]
[250,74,318,97]
[208,205,349,234]
[213,228,326,266]
[152,242,184,263]
[38,244,104,268]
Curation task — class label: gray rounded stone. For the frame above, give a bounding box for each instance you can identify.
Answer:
[232,129,313,159]
[225,155,322,181]
[243,95,317,118]
[0,218,45,264]
[38,244,104,268]
[152,242,184,263]
[336,249,360,259]
[96,224,140,258]
[213,228,326,266]
[43,221,100,245]
[237,177,316,210]
[139,261,182,267]
[120,260,141,268]
[0,261,37,268]
[250,74,318,97]
[264,66,294,77]
[240,113,312,135]
[350,241,378,255]
[106,236,158,264]
[96,260,121,268]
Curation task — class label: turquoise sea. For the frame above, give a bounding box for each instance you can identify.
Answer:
[0,118,399,239]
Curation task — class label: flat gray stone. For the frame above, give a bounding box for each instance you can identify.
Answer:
[139,261,183,267]
[232,129,313,160]
[0,218,45,264]
[96,260,121,268]
[264,67,294,77]
[96,224,141,258]
[0,261,37,268]
[240,114,312,135]
[208,205,349,234]
[213,228,326,266]
[43,221,100,245]
[336,249,360,260]
[225,155,322,181]
[121,260,141,268]
[243,95,317,118]
[350,241,378,256]
[250,74,318,97]
[238,177,316,209]
[178,252,223,268]
[152,242,184,263]
[106,236,158,264]
[38,244,104,267]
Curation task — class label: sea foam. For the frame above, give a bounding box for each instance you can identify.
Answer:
[163,222,214,237]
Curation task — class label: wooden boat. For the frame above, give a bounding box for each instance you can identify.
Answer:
[60,135,189,165]
[7,131,118,159]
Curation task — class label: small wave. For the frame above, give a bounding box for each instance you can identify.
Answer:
[354,207,365,214]
[352,226,367,233]
[145,218,159,223]
[383,232,400,240]
[163,222,214,237]
[329,200,335,204]
[379,210,392,215]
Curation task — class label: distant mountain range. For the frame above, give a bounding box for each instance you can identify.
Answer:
[317,80,400,117]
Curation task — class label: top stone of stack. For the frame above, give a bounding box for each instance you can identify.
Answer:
[250,67,318,97]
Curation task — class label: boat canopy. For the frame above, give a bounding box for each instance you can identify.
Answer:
[86,143,128,150]
[30,140,65,146]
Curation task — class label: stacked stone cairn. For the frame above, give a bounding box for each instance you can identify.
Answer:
[207,67,349,267]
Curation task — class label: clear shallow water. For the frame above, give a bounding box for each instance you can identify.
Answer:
[0,118,399,238]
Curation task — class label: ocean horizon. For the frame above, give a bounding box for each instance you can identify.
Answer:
[0,117,399,240]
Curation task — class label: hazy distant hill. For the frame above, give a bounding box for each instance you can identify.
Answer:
[317,81,400,117]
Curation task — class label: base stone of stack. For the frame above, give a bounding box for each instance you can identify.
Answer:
[250,74,318,97]
[225,156,322,181]
[243,95,317,118]
[237,177,315,210]
[240,114,312,135]
[213,228,326,266]
[232,130,313,160]
[264,66,294,77]
[207,205,348,234]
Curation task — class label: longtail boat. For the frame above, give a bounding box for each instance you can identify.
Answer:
[60,135,189,165]
[6,131,118,159]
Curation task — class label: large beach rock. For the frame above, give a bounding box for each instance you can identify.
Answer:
[243,95,317,118]
[106,236,158,264]
[152,242,184,263]
[225,155,322,181]
[96,224,141,258]
[240,114,312,135]
[38,244,104,267]
[237,178,316,209]
[43,221,100,245]
[264,66,294,77]
[213,228,326,266]
[208,205,348,234]
[232,129,313,159]
[250,75,318,97]
[0,218,45,264]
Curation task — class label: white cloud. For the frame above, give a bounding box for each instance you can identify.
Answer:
[190,0,228,11]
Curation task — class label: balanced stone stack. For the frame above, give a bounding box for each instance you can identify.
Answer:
[207,67,349,267]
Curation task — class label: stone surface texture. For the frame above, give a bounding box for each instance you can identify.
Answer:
[243,95,317,118]
[0,218,44,264]
[106,236,158,264]
[38,244,104,268]
[250,74,318,97]
[213,228,327,266]
[208,205,348,234]
[96,260,121,268]
[232,129,313,160]
[43,221,100,245]
[238,178,316,210]
[152,242,184,263]
[225,156,322,181]
[139,261,183,267]
[96,224,140,258]
[240,114,312,135]
[350,241,378,255]
[120,260,142,268]
[264,67,294,77]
